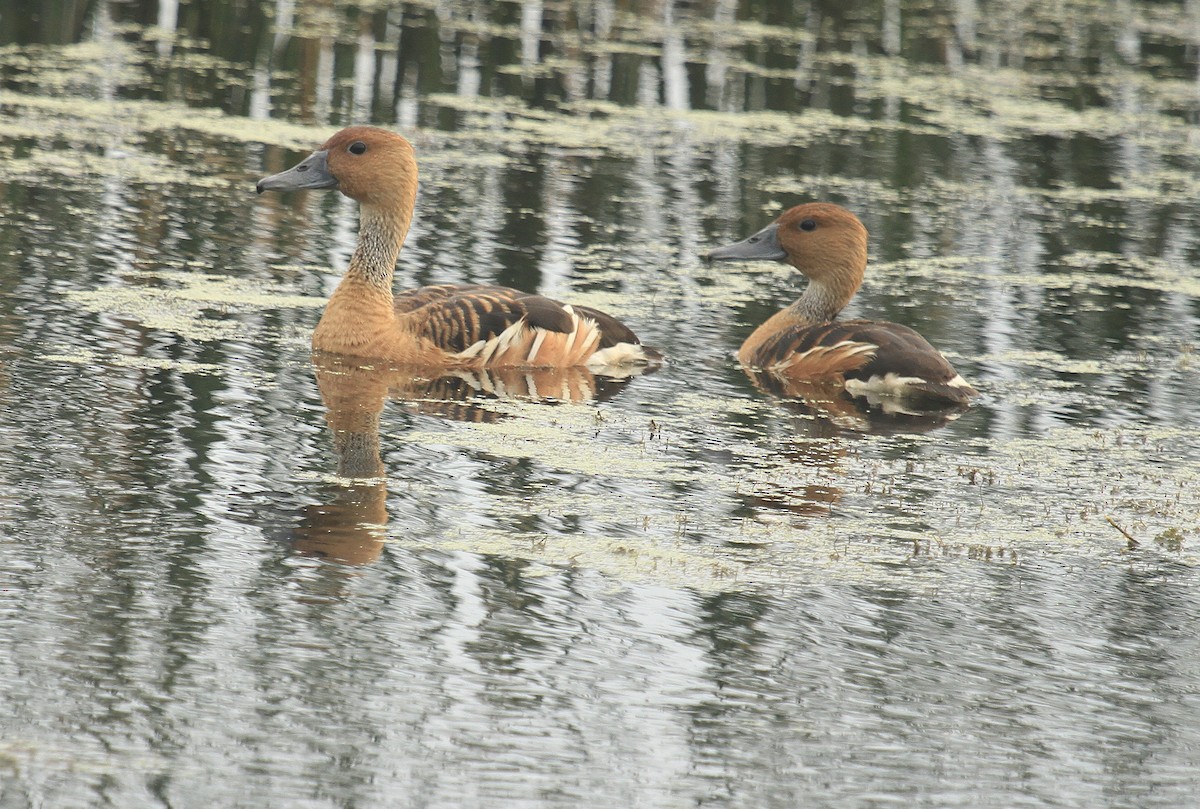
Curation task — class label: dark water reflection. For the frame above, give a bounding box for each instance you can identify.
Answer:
[3,0,1200,806]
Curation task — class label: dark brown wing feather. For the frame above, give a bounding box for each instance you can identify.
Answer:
[570,304,640,348]
[396,284,649,356]
[751,320,880,374]
[754,319,975,406]
[424,291,573,353]
[572,303,660,360]
[394,284,520,314]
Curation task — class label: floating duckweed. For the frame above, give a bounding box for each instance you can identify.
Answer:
[351,375,1200,585]
[763,175,906,205]
[62,270,325,343]
[45,347,223,376]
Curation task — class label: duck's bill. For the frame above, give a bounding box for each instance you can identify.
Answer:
[256,150,337,194]
[705,222,787,262]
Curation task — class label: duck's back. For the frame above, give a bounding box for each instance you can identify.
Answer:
[746,318,976,406]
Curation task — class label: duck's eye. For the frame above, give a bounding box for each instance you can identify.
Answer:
[798,218,817,232]
[348,141,367,155]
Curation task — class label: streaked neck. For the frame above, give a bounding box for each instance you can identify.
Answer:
[344,203,412,292]
[790,278,853,324]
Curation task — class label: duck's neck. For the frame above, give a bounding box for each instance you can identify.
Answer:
[788,277,854,325]
[314,190,417,356]
[341,203,412,294]
[739,271,861,366]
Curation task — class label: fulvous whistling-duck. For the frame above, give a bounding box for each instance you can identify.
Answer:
[256,126,657,369]
[707,203,977,407]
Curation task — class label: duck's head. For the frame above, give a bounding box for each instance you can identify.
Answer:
[706,202,869,287]
[256,126,417,208]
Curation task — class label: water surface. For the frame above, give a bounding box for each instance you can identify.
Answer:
[2,1,1199,806]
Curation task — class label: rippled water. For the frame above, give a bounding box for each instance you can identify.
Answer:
[2,1,1199,806]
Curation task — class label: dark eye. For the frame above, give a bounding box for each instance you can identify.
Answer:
[798,218,816,232]
[348,141,367,155]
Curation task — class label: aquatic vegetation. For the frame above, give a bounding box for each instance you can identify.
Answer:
[1,0,1198,593]
[64,267,321,326]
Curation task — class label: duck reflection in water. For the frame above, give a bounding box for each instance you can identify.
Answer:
[291,355,653,565]
[747,375,972,434]
[728,392,969,526]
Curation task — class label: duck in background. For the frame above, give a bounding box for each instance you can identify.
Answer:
[707,202,976,412]
[257,126,658,371]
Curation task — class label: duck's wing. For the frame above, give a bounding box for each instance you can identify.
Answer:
[568,304,639,348]
[398,286,592,366]
[414,288,573,352]
[752,321,881,378]
[754,320,976,406]
[568,303,663,364]
[393,283,521,314]
[398,284,655,367]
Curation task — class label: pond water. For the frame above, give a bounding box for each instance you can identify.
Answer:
[2,0,1199,806]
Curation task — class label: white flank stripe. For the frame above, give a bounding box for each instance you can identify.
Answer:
[478,337,500,364]
[561,310,580,357]
[488,319,526,362]
[526,329,547,363]
[457,340,486,359]
[587,342,648,368]
[773,340,878,373]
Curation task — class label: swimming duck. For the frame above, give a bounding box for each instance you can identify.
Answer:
[256,126,656,368]
[707,203,976,407]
